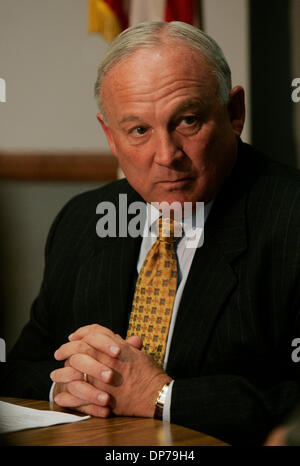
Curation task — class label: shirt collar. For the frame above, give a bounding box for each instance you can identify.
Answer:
[142,200,214,238]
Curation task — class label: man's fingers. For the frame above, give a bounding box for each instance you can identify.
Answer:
[66,324,121,359]
[82,332,121,358]
[68,353,114,384]
[76,404,111,418]
[50,366,82,384]
[54,340,96,361]
[54,391,86,408]
[54,391,110,418]
[68,324,114,342]
[55,380,110,406]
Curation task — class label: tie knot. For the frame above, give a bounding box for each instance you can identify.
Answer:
[157,217,183,243]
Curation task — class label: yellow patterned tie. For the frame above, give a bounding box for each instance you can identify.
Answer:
[127,217,182,366]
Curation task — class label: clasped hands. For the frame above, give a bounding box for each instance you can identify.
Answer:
[50,324,171,418]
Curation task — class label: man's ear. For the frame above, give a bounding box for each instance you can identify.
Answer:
[227,86,245,137]
[96,113,117,156]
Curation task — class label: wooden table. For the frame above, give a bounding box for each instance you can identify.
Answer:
[1,397,228,446]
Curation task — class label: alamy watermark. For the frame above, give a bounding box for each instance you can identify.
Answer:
[0,338,6,362]
[291,78,300,103]
[96,195,205,248]
[291,338,300,363]
[0,77,6,103]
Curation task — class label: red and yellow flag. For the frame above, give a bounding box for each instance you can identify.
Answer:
[88,0,128,43]
[88,0,200,43]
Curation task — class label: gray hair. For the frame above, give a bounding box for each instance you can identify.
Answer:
[95,21,232,120]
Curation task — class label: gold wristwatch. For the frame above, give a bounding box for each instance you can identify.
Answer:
[154,382,171,420]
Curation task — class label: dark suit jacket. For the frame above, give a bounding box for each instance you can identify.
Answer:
[1,141,300,445]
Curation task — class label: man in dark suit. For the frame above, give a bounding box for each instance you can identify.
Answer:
[1,21,300,445]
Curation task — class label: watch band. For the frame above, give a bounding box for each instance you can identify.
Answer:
[154,382,171,420]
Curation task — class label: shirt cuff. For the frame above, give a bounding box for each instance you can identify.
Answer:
[49,381,56,402]
[162,379,174,422]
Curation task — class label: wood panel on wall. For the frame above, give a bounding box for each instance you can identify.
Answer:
[0,152,118,181]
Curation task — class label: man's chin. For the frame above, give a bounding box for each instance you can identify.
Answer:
[148,193,206,210]
[151,185,208,205]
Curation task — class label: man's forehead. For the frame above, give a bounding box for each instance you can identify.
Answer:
[100,43,217,121]
[104,42,212,85]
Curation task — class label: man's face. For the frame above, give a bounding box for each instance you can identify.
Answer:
[98,42,245,206]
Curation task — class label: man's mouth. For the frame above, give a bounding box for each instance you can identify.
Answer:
[158,177,193,184]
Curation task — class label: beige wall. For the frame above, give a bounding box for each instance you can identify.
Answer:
[202,0,251,143]
[0,0,109,151]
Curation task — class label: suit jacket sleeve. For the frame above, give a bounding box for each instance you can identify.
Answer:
[171,370,300,445]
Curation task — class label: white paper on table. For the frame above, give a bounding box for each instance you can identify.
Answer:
[0,400,90,434]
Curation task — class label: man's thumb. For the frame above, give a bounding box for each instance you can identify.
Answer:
[127,335,143,350]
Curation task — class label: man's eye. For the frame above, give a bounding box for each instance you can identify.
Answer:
[131,126,148,136]
[175,115,201,134]
[181,116,197,126]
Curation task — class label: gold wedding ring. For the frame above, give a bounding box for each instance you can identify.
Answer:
[83,372,89,383]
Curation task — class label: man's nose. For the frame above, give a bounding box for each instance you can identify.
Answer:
[154,132,183,166]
